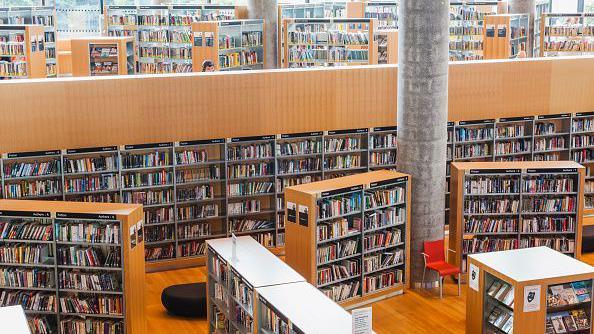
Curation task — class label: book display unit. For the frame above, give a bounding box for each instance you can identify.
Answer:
[0,199,146,334]
[533,0,551,57]
[206,236,305,334]
[191,19,265,71]
[282,18,376,68]
[373,29,398,65]
[467,247,594,334]
[365,1,398,30]
[449,161,585,273]
[540,13,594,57]
[71,37,135,76]
[483,14,529,59]
[449,1,500,61]
[0,6,56,77]
[0,25,46,79]
[104,4,244,73]
[284,170,410,309]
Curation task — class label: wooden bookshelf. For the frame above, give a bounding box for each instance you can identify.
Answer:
[0,199,145,334]
[104,4,246,74]
[284,170,411,309]
[0,6,56,77]
[372,29,398,65]
[365,1,398,30]
[205,236,305,334]
[541,12,594,57]
[449,1,501,61]
[484,14,529,59]
[533,0,551,57]
[192,19,266,71]
[449,161,585,273]
[467,247,594,334]
[71,37,135,76]
[281,18,376,68]
[0,24,46,79]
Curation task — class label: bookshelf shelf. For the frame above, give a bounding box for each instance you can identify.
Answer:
[71,37,135,76]
[467,247,594,334]
[285,170,410,309]
[448,161,585,273]
[0,200,145,334]
[0,24,46,79]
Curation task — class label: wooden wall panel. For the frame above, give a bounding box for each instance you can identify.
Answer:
[0,57,594,152]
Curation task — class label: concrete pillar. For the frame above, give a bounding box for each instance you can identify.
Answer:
[509,0,536,57]
[397,0,449,286]
[247,0,278,69]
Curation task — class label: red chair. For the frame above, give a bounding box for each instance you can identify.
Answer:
[422,239,461,298]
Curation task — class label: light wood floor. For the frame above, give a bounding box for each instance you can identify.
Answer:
[145,253,594,333]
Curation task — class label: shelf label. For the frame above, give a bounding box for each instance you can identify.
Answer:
[372,126,397,132]
[369,176,408,188]
[321,185,363,197]
[537,113,570,120]
[575,111,594,117]
[298,205,308,227]
[0,210,50,218]
[279,131,323,139]
[56,212,117,220]
[6,149,61,158]
[523,285,541,312]
[65,146,118,154]
[229,135,274,142]
[468,263,479,292]
[498,116,534,122]
[287,202,296,224]
[458,119,495,126]
[525,168,577,174]
[178,138,225,146]
[447,122,455,127]
[469,169,521,175]
[352,307,373,334]
[124,142,173,150]
[327,128,368,135]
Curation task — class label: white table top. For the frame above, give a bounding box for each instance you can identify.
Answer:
[206,236,305,288]
[257,281,354,334]
[0,305,30,334]
[469,247,594,282]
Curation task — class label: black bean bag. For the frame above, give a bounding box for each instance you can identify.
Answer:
[161,282,207,318]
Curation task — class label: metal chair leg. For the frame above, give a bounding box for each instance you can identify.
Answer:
[458,273,461,296]
[422,267,426,289]
[439,276,443,299]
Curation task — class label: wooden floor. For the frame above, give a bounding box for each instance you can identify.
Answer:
[145,252,594,333]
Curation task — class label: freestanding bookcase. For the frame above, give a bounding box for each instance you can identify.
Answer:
[483,14,530,59]
[0,199,146,334]
[540,12,594,57]
[284,170,410,309]
[373,29,398,64]
[449,161,585,273]
[71,36,135,76]
[0,24,46,79]
[467,247,594,334]
[192,19,265,71]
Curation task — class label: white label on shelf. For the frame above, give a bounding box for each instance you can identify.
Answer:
[469,263,479,292]
[523,285,541,313]
[352,307,372,334]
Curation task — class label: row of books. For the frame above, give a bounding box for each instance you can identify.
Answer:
[227,200,263,215]
[364,207,405,231]
[487,279,514,307]
[318,193,362,219]
[64,156,117,174]
[231,275,253,313]
[364,269,403,294]
[544,40,594,52]
[495,140,531,155]
[0,244,51,264]
[320,280,359,303]
[58,271,120,292]
[177,184,214,202]
[145,225,174,243]
[324,155,361,170]
[370,151,396,166]
[0,267,54,288]
[4,161,60,178]
[0,43,24,56]
[227,143,272,160]
[177,165,221,183]
[60,319,123,334]
[547,281,591,307]
[1,221,52,241]
[59,295,122,315]
[57,246,121,268]
[364,186,405,209]
[0,290,55,311]
[122,188,174,205]
[545,26,594,36]
[121,152,171,169]
[277,158,321,174]
[449,40,483,51]
[55,222,120,244]
[177,204,219,221]
[546,309,590,334]
[317,239,358,264]
[456,127,493,142]
[497,124,527,138]
[4,180,62,199]
[0,61,27,77]
[64,174,119,193]
[317,217,360,242]
[465,177,520,195]
[362,249,403,273]
[178,222,211,239]
[278,139,321,156]
[363,229,401,252]
[487,306,513,334]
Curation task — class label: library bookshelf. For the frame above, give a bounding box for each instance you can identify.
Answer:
[0,6,56,77]
[533,0,551,57]
[0,199,146,334]
[191,19,265,71]
[467,247,594,334]
[284,170,411,309]
[540,12,594,57]
[281,18,377,68]
[71,36,135,76]
[448,161,586,274]
[0,25,46,79]
[206,236,305,334]
[104,4,246,74]
[483,14,529,59]
[449,1,501,61]
[372,29,398,65]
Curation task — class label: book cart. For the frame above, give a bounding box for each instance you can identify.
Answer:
[448,161,585,273]
[466,246,594,334]
[284,170,410,309]
[0,24,46,79]
[0,199,146,334]
[483,14,530,59]
[71,36,135,76]
[191,19,265,71]
[0,6,56,77]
